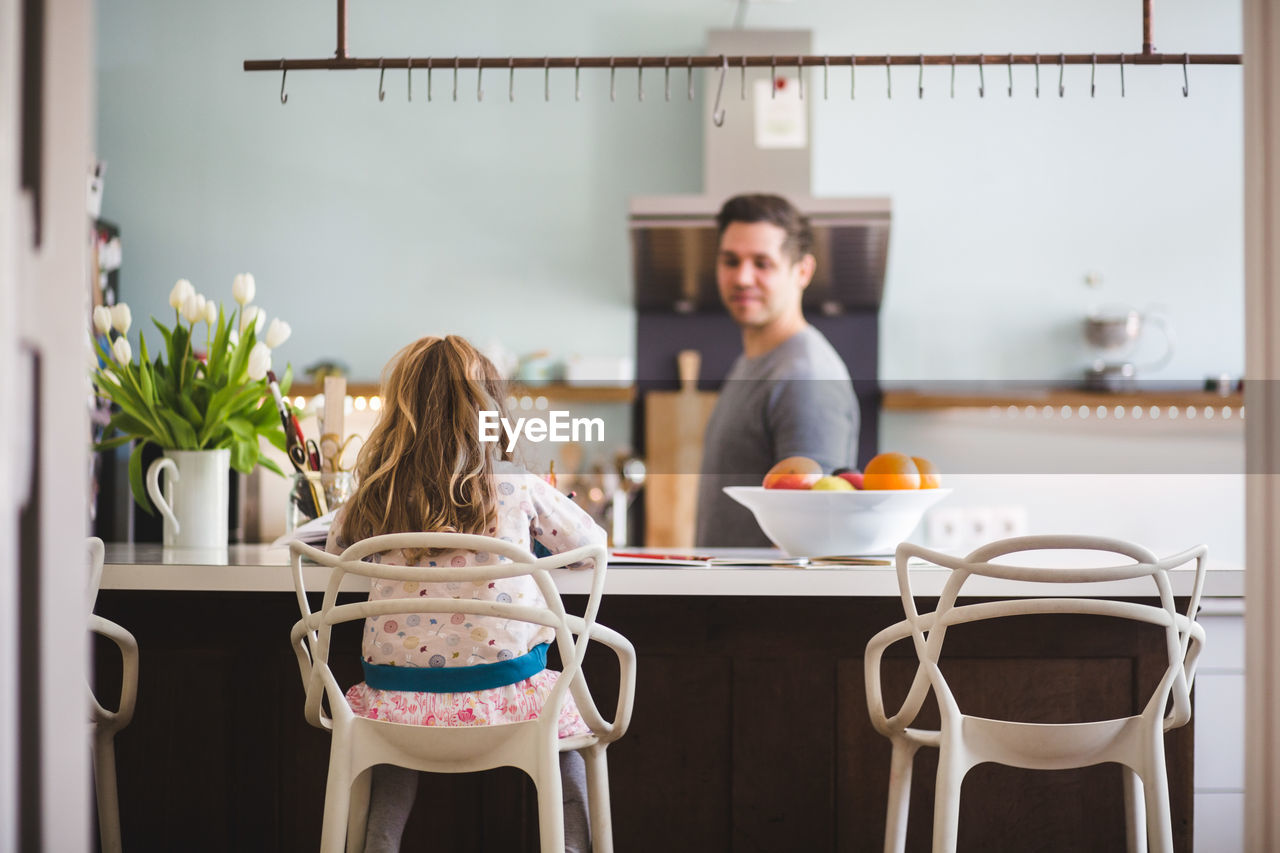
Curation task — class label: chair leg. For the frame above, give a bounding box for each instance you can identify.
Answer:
[320,735,354,853]
[535,748,566,853]
[582,744,612,853]
[1122,765,1147,853]
[1141,737,1175,853]
[931,748,968,853]
[883,740,919,853]
[92,730,123,853]
[346,766,373,853]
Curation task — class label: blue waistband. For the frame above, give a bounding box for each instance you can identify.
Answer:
[362,643,549,693]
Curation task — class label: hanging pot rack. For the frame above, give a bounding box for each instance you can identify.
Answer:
[245,0,1240,104]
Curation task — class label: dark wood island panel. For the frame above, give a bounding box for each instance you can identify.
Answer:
[93,592,1191,852]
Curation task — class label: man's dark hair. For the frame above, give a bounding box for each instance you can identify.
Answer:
[716,193,814,263]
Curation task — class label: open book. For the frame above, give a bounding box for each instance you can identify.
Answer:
[269,509,337,550]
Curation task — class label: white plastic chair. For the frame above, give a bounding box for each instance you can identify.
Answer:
[289,534,637,853]
[87,537,139,853]
[864,535,1207,853]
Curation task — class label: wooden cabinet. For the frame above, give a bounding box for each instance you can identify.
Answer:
[93,591,1192,852]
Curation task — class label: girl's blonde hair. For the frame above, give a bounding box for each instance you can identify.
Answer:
[338,335,512,546]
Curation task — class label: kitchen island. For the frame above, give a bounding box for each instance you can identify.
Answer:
[97,545,1239,852]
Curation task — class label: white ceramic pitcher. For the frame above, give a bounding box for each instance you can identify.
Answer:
[145,448,230,549]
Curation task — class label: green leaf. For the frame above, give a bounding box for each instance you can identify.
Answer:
[151,317,173,358]
[257,456,285,477]
[158,408,198,448]
[176,392,202,426]
[224,416,255,442]
[128,441,154,515]
[279,363,293,395]
[137,334,155,404]
[262,423,288,453]
[107,411,156,441]
[230,438,259,475]
[93,434,134,452]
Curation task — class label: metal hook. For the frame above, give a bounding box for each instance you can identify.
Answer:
[609,57,616,102]
[664,57,671,102]
[544,57,550,102]
[427,58,433,102]
[1182,53,1190,97]
[1090,53,1096,97]
[279,60,288,104]
[771,55,777,99]
[378,58,386,102]
[687,56,695,101]
[574,57,581,102]
[885,55,892,99]
[713,55,728,127]
[407,57,412,102]
[509,57,515,102]
[824,56,830,100]
[797,56,804,101]
[1058,53,1065,98]
[918,54,924,99]
[1007,53,1014,97]
[741,55,748,100]
[477,60,484,102]
[977,55,985,98]
[453,57,460,102]
[850,54,856,100]
[1035,53,1041,98]
[950,54,956,98]
[637,58,644,102]
[1119,53,1126,98]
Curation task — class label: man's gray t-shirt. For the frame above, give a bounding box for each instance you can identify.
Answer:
[695,326,859,547]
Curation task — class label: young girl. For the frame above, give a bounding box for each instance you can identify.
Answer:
[326,335,606,853]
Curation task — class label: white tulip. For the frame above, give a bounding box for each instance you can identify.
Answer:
[228,329,240,348]
[169,279,194,310]
[111,336,132,365]
[246,341,271,381]
[92,306,113,336]
[181,292,206,324]
[204,299,218,325]
[239,305,260,334]
[110,303,132,335]
[232,273,256,306]
[265,318,291,349]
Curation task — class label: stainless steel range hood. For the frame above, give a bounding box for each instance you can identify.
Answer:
[629,194,891,314]
[629,29,892,315]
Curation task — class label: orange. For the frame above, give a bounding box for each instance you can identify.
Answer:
[912,456,941,489]
[863,452,921,490]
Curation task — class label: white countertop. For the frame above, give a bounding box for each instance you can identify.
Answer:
[102,543,1245,598]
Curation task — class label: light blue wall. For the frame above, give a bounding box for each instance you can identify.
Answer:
[96,0,1242,384]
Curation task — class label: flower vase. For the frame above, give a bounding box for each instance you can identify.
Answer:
[145,448,230,550]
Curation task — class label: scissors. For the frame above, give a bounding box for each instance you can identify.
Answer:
[319,433,362,472]
[305,439,322,471]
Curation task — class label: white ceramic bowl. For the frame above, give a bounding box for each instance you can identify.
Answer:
[724,486,953,557]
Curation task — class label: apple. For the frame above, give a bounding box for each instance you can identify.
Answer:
[833,468,864,489]
[811,475,854,491]
[763,456,822,490]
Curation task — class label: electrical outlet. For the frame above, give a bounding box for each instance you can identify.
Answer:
[964,507,996,544]
[925,508,964,549]
[991,505,1029,538]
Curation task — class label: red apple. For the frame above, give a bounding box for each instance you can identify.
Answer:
[763,456,822,489]
[833,467,864,489]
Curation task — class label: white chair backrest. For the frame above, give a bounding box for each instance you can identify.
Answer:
[889,535,1208,732]
[289,533,610,734]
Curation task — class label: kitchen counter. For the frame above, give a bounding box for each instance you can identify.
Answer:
[102,542,1244,598]
[96,541,1222,851]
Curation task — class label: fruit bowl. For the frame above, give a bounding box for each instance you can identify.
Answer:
[723,486,952,557]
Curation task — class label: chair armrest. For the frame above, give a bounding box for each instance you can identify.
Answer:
[864,619,930,737]
[89,614,138,733]
[563,615,637,745]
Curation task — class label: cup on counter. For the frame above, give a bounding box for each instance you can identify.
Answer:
[286,470,354,533]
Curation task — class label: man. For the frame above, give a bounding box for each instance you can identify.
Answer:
[695,194,860,547]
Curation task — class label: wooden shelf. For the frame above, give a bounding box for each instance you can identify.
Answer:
[882,389,1244,411]
[290,381,635,405]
